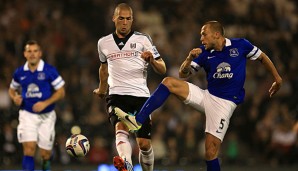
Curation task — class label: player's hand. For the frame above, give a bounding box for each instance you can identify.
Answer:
[33,101,47,113]
[269,78,282,97]
[93,88,107,99]
[13,94,23,106]
[141,51,154,63]
[187,48,202,60]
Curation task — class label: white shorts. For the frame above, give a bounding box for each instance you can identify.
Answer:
[184,83,237,141]
[17,110,56,150]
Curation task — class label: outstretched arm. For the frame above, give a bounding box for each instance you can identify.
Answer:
[179,48,202,78]
[257,52,282,97]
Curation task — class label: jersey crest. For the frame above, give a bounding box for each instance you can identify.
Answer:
[130,43,136,49]
[37,72,46,80]
[229,48,239,57]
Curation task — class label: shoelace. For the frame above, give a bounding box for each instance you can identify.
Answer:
[124,159,134,171]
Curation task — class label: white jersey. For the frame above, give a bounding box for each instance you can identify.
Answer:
[97,31,160,97]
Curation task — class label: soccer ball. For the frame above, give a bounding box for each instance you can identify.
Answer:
[65,134,90,157]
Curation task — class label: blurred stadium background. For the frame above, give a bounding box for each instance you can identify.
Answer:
[0,0,297,170]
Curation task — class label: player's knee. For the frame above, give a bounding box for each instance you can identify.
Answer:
[137,139,152,151]
[162,77,175,89]
[23,145,36,156]
[40,150,52,160]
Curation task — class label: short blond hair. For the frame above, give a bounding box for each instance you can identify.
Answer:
[204,21,225,36]
[114,3,133,16]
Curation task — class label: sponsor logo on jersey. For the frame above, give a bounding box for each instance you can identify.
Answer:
[107,51,140,61]
[26,83,42,98]
[229,48,239,57]
[213,62,233,79]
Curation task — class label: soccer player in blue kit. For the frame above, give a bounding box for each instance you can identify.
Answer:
[115,21,282,170]
[8,40,65,171]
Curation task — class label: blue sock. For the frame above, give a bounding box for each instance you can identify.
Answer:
[206,158,220,171]
[22,155,35,171]
[136,83,170,124]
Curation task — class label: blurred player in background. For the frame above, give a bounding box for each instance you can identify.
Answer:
[8,40,65,171]
[115,21,282,171]
[93,3,166,171]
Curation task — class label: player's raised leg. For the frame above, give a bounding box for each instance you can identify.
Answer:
[114,107,142,132]
[115,83,170,131]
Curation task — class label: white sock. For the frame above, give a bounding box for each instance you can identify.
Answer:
[139,146,154,171]
[115,130,133,165]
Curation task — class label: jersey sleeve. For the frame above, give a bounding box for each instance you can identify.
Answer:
[143,34,160,59]
[242,39,262,60]
[10,69,21,90]
[97,38,107,63]
[49,67,65,90]
[190,61,201,74]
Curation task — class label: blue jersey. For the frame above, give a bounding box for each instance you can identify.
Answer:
[10,60,65,114]
[191,38,261,104]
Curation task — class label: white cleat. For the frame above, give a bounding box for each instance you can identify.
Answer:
[114,107,142,132]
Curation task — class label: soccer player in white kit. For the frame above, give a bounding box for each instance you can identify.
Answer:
[93,3,166,171]
[8,40,65,171]
[115,21,282,170]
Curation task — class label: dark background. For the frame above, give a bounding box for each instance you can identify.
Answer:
[0,0,297,170]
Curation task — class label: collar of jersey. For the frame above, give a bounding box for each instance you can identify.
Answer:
[113,31,134,42]
[24,59,45,71]
[210,38,231,53]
